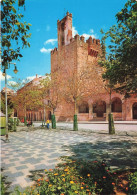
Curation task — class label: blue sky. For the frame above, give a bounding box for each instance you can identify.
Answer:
[1,0,127,89]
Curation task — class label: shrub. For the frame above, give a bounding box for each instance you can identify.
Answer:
[0,175,5,195]
[13,158,116,195]
[16,118,20,126]
[8,118,14,131]
[8,118,16,131]
[128,172,137,194]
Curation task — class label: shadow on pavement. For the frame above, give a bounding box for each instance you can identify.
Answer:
[27,169,46,182]
[62,140,137,171]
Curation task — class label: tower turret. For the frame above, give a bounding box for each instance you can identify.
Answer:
[57,12,72,49]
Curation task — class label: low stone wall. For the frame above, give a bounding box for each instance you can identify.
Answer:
[113,112,122,121]
[77,113,89,121]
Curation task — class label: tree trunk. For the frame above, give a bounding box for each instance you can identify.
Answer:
[44,105,46,124]
[51,108,56,129]
[108,90,115,134]
[13,118,17,132]
[24,106,27,126]
[51,114,56,129]
[108,113,115,134]
[73,100,78,131]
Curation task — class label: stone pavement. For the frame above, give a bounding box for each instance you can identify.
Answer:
[1,128,137,193]
[34,121,137,136]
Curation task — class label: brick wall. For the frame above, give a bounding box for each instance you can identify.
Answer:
[51,12,137,121]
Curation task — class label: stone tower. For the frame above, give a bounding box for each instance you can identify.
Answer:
[57,11,72,49]
[50,12,136,122]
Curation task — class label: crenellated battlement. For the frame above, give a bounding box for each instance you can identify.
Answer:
[52,12,101,58]
[69,34,101,57]
[57,11,72,24]
[86,36,101,57]
[51,34,101,58]
[80,35,85,42]
[73,34,100,46]
[86,36,100,45]
[51,47,58,55]
[57,11,72,48]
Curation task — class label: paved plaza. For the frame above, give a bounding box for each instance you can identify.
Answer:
[1,125,137,193]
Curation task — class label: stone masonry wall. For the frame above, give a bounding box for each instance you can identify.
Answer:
[51,12,137,121]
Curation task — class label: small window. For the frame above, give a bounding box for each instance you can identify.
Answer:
[61,36,64,45]
[133,102,137,119]
[112,98,122,112]
[79,104,89,113]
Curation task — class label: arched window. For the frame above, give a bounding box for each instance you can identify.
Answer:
[29,113,31,120]
[14,109,17,117]
[34,113,36,121]
[133,103,137,119]
[48,111,51,120]
[78,103,89,113]
[93,101,106,117]
[31,113,33,120]
[112,98,122,112]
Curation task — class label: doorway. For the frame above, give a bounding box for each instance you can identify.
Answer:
[133,103,137,119]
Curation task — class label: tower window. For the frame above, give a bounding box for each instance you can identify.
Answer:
[61,23,65,31]
[61,36,64,45]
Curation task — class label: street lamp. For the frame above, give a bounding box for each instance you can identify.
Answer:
[2,62,18,142]
[13,65,18,74]
[2,69,5,76]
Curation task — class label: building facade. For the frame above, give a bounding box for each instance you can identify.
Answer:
[51,12,137,121]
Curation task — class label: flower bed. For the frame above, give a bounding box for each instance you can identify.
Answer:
[14,158,116,195]
[2,157,136,194]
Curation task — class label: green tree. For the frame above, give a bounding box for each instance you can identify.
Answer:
[1,0,31,68]
[12,84,43,125]
[99,0,137,134]
[98,41,115,134]
[0,93,14,117]
[40,73,60,129]
[8,78,42,125]
[99,0,137,97]
[8,78,30,92]
[62,65,104,131]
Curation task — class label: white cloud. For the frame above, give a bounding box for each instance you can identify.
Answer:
[82,33,97,40]
[26,76,36,81]
[46,25,50,31]
[72,27,97,40]
[7,75,12,80]
[44,39,57,45]
[72,27,78,37]
[8,81,17,85]
[40,47,52,53]
[0,70,12,81]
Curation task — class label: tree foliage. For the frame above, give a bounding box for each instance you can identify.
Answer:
[99,0,137,97]
[62,63,105,115]
[9,78,43,121]
[8,78,31,92]
[40,73,61,114]
[1,0,31,68]
[0,93,14,117]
